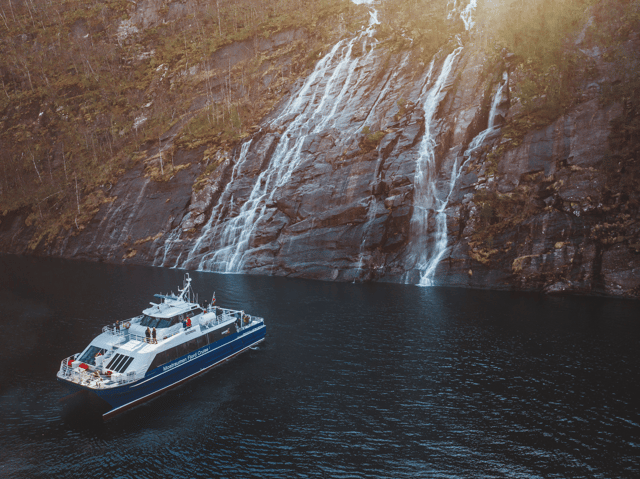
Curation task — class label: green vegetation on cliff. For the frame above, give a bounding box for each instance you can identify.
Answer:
[376,0,462,59]
[485,0,639,125]
[465,0,640,269]
[0,0,366,248]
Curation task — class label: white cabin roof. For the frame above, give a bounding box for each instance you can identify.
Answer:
[142,299,199,319]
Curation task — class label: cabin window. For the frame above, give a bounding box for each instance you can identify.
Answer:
[206,331,218,344]
[175,342,189,357]
[140,315,155,327]
[155,318,172,329]
[196,335,208,349]
[78,346,107,365]
[184,339,198,353]
[206,324,235,345]
[148,346,184,372]
[140,315,174,328]
[149,350,170,371]
[111,354,126,371]
[166,347,178,361]
[148,336,207,372]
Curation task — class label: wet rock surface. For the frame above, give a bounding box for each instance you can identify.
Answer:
[2,11,639,299]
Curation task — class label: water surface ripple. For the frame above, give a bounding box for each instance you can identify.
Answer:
[0,255,638,478]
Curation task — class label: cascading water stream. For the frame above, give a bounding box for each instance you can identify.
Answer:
[417,73,507,286]
[411,0,488,286]
[167,1,381,273]
[408,48,463,286]
[448,0,478,30]
[464,78,506,157]
[417,79,506,286]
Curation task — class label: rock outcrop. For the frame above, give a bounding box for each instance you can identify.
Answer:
[1,1,639,299]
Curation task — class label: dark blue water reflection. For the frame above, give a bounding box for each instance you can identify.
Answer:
[0,254,639,478]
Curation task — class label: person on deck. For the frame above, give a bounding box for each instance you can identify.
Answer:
[145,327,151,343]
[152,327,157,344]
[186,317,192,329]
[115,320,120,332]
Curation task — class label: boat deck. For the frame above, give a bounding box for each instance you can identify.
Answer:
[57,308,263,390]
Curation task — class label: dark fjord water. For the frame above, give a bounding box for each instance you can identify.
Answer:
[0,254,639,478]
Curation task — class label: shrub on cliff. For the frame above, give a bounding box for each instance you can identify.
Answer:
[490,0,598,121]
[0,0,363,248]
[377,0,460,59]
[359,126,386,153]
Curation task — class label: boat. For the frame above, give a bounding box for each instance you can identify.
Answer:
[56,274,266,420]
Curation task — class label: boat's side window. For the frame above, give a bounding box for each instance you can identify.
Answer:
[148,354,162,372]
[206,330,219,345]
[185,339,199,354]
[155,318,172,329]
[149,350,171,371]
[176,341,190,358]
[190,307,204,317]
[196,335,208,349]
[166,347,178,362]
[206,325,234,345]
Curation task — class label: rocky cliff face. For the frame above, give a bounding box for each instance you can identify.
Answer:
[2,0,639,298]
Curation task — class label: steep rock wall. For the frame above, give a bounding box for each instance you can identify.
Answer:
[1,3,639,299]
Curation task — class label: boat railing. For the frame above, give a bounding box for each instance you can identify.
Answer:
[102,327,169,346]
[59,355,143,387]
[100,309,263,344]
[200,310,263,332]
[111,370,142,385]
[102,325,132,337]
[58,354,79,377]
[102,315,143,337]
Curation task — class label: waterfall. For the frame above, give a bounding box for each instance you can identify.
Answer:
[408,48,463,286]
[416,72,507,286]
[460,0,478,30]
[164,1,382,273]
[448,0,478,30]
[463,79,506,158]
[411,0,484,286]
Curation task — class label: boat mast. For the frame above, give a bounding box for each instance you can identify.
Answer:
[178,273,193,303]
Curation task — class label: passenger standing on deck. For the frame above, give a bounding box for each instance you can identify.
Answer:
[115,320,120,333]
[186,317,192,329]
[152,327,157,344]
[145,327,151,343]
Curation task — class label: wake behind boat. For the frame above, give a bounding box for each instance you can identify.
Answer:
[57,274,266,420]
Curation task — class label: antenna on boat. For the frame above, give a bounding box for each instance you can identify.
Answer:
[178,273,192,302]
